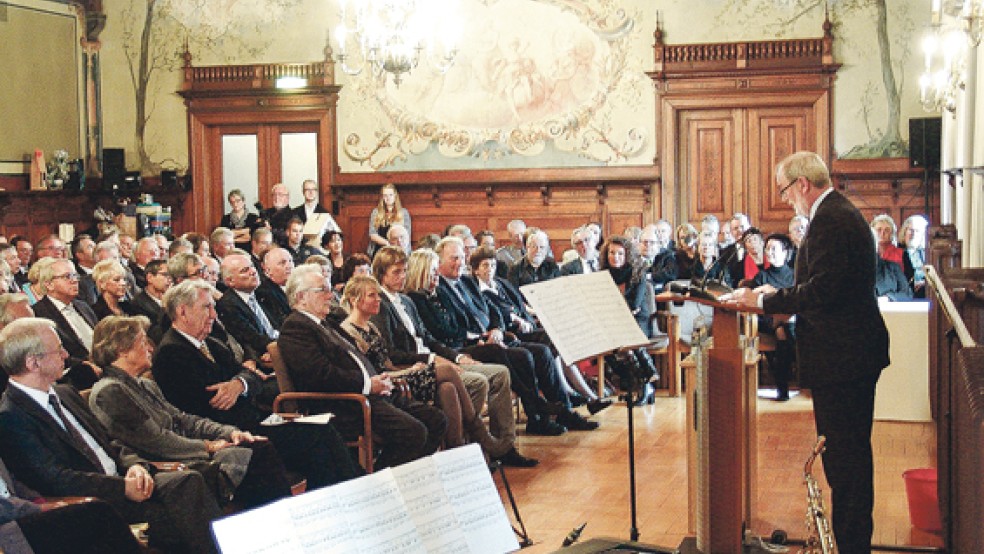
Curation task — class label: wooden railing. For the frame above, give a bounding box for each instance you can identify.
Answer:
[180,47,336,92]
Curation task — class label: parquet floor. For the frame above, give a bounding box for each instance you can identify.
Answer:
[495,391,944,553]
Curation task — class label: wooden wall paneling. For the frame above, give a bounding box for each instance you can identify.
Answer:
[831,158,940,231]
[651,20,837,235]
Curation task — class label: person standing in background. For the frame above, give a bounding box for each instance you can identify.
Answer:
[368,184,411,260]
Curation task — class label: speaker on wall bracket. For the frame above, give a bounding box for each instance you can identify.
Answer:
[102,148,126,191]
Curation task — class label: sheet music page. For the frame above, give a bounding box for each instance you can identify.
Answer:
[433,445,519,554]
[391,456,471,553]
[521,272,649,362]
[301,213,332,238]
[330,469,426,553]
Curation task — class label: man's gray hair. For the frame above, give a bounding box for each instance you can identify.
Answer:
[776,151,830,189]
[133,236,158,261]
[168,252,203,281]
[0,317,56,377]
[93,240,120,258]
[286,264,324,308]
[162,279,214,320]
[210,227,234,243]
[434,236,464,257]
[525,229,548,249]
[387,224,408,241]
[0,293,30,327]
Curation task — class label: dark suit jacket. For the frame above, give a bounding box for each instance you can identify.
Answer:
[559,258,588,277]
[762,190,890,388]
[507,258,560,289]
[216,289,276,362]
[151,328,265,430]
[278,312,385,421]
[32,296,100,390]
[473,276,536,333]
[649,249,679,289]
[0,384,142,514]
[130,264,147,290]
[254,278,291,330]
[129,290,164,323]
[407,290,471,350]
[436,277,505,336]
[76,272,98,306]
[370,293,459,365]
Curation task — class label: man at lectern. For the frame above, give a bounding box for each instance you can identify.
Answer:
[724,151,889,554]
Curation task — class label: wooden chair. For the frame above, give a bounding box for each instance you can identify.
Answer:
[266,341,375,473]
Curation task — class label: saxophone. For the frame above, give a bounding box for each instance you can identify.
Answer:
[801,436,837,554]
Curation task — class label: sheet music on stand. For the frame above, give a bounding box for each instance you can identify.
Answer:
[211,444,517,554]
[520,272,649,363]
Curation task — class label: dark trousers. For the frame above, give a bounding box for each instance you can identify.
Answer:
[334,396,447,470]
[232,440,292,507]
[126,469,222,554]
[811,374,880,554]
[18,500,142,554]
[262,422,364,488]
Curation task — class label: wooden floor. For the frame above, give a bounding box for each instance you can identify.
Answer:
[495,391,944,553]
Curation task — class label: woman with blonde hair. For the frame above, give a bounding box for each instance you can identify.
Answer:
[340,274,503,454]
[368,184,411,259]
[91,259,133,320]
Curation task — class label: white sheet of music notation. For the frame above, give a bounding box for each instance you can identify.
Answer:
[521,271,649,362]
[211,445,515,553]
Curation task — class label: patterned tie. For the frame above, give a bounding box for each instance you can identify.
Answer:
[454,280,489,331]
[247,294,278,339]
[48,394,104,472]
[199,342,215,363]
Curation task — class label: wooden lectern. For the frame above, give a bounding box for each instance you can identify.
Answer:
[658,292,761,554]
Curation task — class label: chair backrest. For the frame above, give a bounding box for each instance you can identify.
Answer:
[267,342,299,412]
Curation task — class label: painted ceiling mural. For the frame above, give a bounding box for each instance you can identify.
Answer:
[338,0,651,171]
[98,0,930,176]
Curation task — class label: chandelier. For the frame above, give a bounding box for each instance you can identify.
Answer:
[333,0,461,87]
[920,0,984,112]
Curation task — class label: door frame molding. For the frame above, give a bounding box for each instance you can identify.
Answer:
[179,50,340,233]
[649,17,839,227]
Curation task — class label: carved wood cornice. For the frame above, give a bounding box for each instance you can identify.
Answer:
[649,14,839,93]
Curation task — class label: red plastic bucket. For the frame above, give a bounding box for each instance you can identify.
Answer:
[902,468,942,532]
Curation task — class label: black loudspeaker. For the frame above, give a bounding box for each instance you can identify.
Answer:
[161,170,178,189]
[65,159,84,190]
[102,148,126,190]
[910,117,941,171]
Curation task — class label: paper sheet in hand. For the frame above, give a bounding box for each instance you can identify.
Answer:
[302,213,335,238]
[211,444,516,554]
[521,271,649,363]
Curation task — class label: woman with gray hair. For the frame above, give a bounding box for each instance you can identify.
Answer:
[221,188,261,250]
[870,213,903,269]
[88,315,291,508]
[91,259,133,320]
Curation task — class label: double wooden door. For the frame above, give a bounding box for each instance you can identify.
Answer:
[673,102,819,233]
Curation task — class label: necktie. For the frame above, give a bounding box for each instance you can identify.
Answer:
[587,259,597,272]
[247,294,278,339]
[62,304,94,350]
[48,394,104,472]
[199,342,215,363]
[454,281,489,331]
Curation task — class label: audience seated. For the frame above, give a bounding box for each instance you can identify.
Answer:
[672,223,699,281]
[283,218,321,267]
[89,315,292,508]
[340,274,504,454]
[151,280,362,488]
[10,237,32,287]
[387,224,412,254]
[507,229,560,288]
[649,219,678,292]
[560,226,600,276]
[130,259,170,323]
[321,230,347,290]
[278,266,447,469]
[470,246,609,415]
[0,453,142,554]
[871,213,904,269]
[787,215,809,268]
[91,259,135,320]
[369,246,536,467]
[495,219,527,279]
[255,247,294,329]
[0,318,222,554]
[735,227,766,286]
[416,238,595,434]
[692,232,733,287]
[130,236,162,290]
[250,227,274,268]
[749,234,797,401]
[599,236,655,338]
[1,245,24,293]
[30,258,100,390]
[899,214,928,297]
[338,253,372,294]
[720,213,751,282]
[216,253,279,364]
[210,227,236,264]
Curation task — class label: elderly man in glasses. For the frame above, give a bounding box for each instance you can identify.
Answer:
[26,259,101,390]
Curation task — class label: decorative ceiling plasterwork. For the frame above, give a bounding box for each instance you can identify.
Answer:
[342,0,647,170]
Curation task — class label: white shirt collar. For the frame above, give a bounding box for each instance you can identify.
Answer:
[48,296,70,312]
[174,328,205,350]
[809,187,836,222]
[234,289,255,304]
[8,379,56,408]
[299,309,323,324]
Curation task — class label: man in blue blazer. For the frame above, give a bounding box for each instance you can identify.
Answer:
[727,151,889,554]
